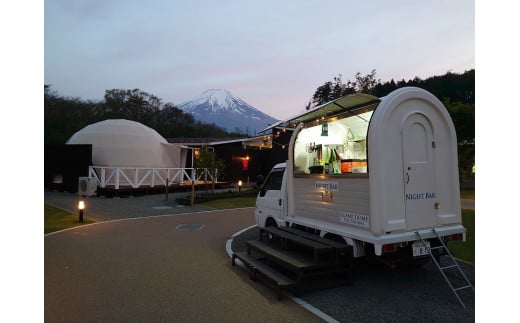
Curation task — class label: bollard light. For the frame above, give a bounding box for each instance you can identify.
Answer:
[78,200,85,222]
[238,180,242,193]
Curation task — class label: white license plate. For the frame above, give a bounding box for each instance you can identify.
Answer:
[412,241,430,257]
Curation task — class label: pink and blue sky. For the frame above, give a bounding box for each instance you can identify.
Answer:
[44,0,474,119]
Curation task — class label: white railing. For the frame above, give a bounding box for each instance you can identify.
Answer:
[88,166,218,189]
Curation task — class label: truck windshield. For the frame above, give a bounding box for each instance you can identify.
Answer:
[293,106,375,175]
[259,169,284,196]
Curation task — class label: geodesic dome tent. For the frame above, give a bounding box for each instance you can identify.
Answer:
[66,119,189,188]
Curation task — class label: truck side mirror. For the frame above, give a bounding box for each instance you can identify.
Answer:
[259,187,266,197]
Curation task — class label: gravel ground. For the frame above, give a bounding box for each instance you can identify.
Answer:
[231,226,475,323]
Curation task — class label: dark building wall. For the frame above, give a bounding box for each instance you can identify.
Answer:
[271,128,293,166]
[45,144,92,192]
[212,143,272,186]
[212,129,293,185]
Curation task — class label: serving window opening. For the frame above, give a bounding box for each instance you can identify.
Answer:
[293,105,376,175]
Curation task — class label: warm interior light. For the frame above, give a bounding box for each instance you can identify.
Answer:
[78,200,85,210]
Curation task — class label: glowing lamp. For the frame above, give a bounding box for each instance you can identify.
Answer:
[78,200,85,222]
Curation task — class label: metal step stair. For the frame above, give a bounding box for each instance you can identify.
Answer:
[415,228,474,309]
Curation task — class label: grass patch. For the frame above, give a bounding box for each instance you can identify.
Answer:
[447,209,475,264]
[45,204,96,234]
[176,190,258,206]
[200,196,256,209]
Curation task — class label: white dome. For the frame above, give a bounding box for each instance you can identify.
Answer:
[67,119,178,168]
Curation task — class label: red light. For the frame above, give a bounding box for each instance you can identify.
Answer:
[446,233,463,241]
[382,244,397,253]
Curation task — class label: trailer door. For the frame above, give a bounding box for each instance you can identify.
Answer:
[402,113,437,229]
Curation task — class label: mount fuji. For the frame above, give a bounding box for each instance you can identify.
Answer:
[178,89,278,135]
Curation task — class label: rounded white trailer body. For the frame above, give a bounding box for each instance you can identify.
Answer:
[265,87,466,256]
[368,87,462,235]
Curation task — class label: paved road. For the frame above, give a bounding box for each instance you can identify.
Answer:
[45,206,323,323]
[45,191,475,322]
[44,190,215,222]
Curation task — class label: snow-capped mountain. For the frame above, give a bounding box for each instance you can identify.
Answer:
[178,89,278,135]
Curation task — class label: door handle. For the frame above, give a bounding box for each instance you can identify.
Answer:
[405,172,410,184]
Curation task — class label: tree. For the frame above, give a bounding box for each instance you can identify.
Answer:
[307,81,332,109]
[44,86,249,144]
[193,146,226,191]
[103,89,162,125]
[152,103,196,138]
[352,69,380,94]
[44,85,104,144]
[309,77,348,109]
[307,71,378,108]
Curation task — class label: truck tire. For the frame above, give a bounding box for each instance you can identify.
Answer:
[265,218,278,228]
[323,233,346,244]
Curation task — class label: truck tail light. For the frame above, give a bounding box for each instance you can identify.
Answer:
[445,233,463,241]
[382,244,397,253]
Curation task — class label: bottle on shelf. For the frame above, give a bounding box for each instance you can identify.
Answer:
[324,146,330,174]
[328,147,336,174]
[332,148,341,173]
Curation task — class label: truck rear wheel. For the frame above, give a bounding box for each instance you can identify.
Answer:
[323,233,346,244]
[265,218,278,227]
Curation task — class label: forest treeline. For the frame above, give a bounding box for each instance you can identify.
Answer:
[44,69,475,144]
[45,69,474,182]
[44,87,246,145]
[308,69,474,143]
[45,69,474,144]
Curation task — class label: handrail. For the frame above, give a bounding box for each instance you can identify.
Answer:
[88,166,218,189]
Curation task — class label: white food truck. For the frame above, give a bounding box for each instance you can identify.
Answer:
[255,87,466,264]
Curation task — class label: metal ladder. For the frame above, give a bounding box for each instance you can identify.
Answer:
[415,228,474,309]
